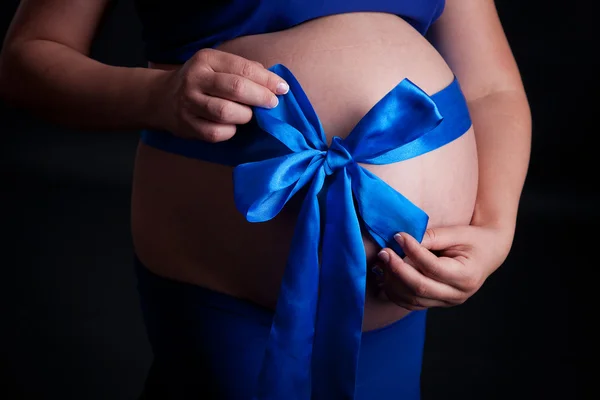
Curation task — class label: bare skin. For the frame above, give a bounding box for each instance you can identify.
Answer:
[0,1,531,332]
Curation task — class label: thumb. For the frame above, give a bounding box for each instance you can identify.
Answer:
[420,226,471,250]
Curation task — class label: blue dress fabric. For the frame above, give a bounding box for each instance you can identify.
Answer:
[135,255,429,399]
[134,0,446,64]
[140,64,472,399]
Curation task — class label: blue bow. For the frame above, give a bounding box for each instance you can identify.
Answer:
[233,64,450,399]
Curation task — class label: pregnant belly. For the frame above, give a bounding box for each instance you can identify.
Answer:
[131,12,479,330]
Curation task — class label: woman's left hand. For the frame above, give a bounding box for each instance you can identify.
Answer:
[374,225,513,310]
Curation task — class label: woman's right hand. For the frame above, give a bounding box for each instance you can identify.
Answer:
[154,48,290,142]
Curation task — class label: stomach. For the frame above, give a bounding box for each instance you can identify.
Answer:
[131,12,479,331]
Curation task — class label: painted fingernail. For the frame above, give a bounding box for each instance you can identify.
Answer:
[276,82,289,94]
[377,250,390,264]
[394,233,404,246]
[269,95,279,108]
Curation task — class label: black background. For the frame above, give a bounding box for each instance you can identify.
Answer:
[0,1,593,399]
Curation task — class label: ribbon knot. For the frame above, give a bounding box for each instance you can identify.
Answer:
[323,136,353,175]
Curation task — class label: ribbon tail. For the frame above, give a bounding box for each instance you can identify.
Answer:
[254,169,327,400]
[312,168,366,399]
[350,164,429,255]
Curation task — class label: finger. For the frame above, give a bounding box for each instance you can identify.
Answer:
[420,226,471,251]
[378,279,449,309]
[199,49,290,95]
[383,289,448,310]
[395,232,462,284]
[190,93,253,124]
[181,116,237,143]
[204,72,280,109]
[378,249,463,304]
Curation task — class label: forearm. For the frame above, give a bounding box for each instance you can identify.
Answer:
[468,89,532,235]
[0,39,167,130]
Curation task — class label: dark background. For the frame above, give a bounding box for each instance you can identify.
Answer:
[0,1,593,399]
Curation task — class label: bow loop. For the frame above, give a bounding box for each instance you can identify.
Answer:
[233,150,325,223]
[253,64,328,152]
[342,79,444,163]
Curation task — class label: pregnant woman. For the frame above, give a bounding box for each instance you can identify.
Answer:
[0,0,531,399]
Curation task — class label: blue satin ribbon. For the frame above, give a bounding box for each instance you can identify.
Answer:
[141,63,471,399]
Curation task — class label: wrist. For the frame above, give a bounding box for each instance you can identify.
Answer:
[138,67,174,131]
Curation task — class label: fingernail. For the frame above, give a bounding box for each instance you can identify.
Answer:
[276,82,289,95]
[377,250,390,264]
[269,95,279,108]
[394,233,404,246]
